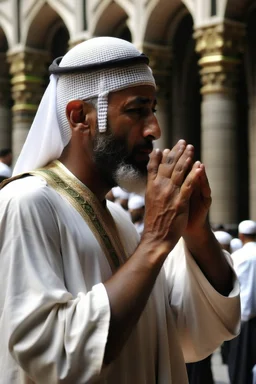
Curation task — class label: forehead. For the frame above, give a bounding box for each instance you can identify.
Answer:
[108,85,156,106]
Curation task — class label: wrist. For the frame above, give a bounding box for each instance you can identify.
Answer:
[183,222,214,251]
[139,233,174,266]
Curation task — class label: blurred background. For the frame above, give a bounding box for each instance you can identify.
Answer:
[0,0,255,231]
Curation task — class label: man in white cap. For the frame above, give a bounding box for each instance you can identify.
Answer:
[227,219,256,384]
[214,230,233,253]
[111,186,130,210]
[0,37,240,383]
[128,194,145,235]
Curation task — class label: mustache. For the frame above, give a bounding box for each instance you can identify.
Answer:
[132,140,153,154]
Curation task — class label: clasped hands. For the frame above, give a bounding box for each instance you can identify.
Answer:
[142,140,212,250]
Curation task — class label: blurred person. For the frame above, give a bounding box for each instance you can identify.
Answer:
[228,220,256,384]
[214,230,233,253]
[128,194,145,236]
[111,186,130,210]
[0,37,240,383]
[231,220,256,269]
[214,229,233,365]
[230,237,243,253]
[0,148,12,181]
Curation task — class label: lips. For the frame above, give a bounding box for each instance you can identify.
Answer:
[134,147,152,162]
[139,148,152,155]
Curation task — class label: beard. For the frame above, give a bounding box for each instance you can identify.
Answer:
[92,130,152,195]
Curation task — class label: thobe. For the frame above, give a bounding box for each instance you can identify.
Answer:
[0,167,240,384]
[228,243,256,384]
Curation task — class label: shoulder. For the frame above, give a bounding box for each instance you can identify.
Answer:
[0,175,57,214]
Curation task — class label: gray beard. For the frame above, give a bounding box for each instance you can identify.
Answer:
[114,163,146,195]
[93,130,147,195]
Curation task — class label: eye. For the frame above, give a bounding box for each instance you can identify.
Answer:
[126,107,157,117]
[127,108,144,115]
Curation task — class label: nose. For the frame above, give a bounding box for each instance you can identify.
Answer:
[142,114,161,140]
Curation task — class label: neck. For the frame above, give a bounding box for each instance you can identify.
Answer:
[58,155,112,203]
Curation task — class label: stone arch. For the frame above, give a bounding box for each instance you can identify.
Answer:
[0,9,13,48]
[24,2,69,58]
[170,11,201,159]
[143,0,190,44]
[0,25,8,52]
[0,26,12,149]
[224,0,254,19]
[90,1,130,39]
[236,2,256,220]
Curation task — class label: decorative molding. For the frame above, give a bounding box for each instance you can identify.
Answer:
[7,49,49,113]
[193,20,246,94]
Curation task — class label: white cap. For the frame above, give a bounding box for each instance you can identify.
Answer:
[214,231,232,245]
[112,186,130,200]
[230,238,243,252]
[238,220,256,235]
[128,195,145,210]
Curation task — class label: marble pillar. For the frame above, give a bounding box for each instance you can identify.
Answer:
[194,20,245,227]
[7,48,49,163]
[0,53,12,148]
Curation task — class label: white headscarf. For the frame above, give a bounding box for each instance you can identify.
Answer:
[13,37,156,175]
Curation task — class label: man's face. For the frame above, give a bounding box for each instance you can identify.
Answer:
[92,85,160,193]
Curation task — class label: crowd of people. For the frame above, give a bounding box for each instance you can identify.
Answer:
[106,184,256,384]
[0,36,253,384]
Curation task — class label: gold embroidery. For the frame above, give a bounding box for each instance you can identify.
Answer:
[31,161,127,272]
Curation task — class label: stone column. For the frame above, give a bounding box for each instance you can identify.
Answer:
[7,48,49,162]
[249,95,256,220]
[194,20,245,227]
[0,53,12,148]
[138,43,172,150]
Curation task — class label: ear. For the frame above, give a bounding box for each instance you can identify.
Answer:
[66,100,86,127]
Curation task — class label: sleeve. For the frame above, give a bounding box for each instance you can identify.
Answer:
[163,238,241,363]
[0,181,111,383]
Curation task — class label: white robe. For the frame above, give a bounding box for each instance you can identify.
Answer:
[0,174,240,384]
[231,242,256,321]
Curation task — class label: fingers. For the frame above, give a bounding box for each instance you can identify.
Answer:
[197,163,211,199]
[159,140,187,178]
[147,140,196,189]
[171,144,194,186]
[179,161,202,201]
[158,141,194,188]
[147,148,163,182]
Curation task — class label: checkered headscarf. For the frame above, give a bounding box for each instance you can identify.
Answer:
[13,37,155,175]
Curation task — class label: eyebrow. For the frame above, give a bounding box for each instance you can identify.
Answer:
[125,96,157,107]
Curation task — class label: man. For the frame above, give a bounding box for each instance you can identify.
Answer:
[0,37,240,383]
[230,237,243,253]
[0,147,12,181]
[128,194,145,236]
[214,230,233,253]
[111,186,130,210]
[228,220,256,384]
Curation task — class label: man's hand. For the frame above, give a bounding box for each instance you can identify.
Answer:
[184,162,212,237]
[142,140,204,252]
